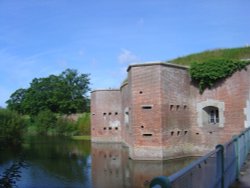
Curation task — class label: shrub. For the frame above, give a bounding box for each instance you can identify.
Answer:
[76,113,90,135]
[32,110,57,135]
[0,109,25,146]
[55,117,78,136]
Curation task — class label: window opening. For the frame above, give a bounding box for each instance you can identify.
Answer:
[170,105,174,111]
[209,109,219,124]
[203,106,220,125]
[141,105,152,109]
[143,133,152,137]
[176,105,180,110]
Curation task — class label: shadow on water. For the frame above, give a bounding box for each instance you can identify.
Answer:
[0,137,195,188]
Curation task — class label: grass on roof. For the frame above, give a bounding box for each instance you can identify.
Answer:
[169,46,250,66]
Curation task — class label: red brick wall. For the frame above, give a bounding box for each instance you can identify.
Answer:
[129,65,163,147]
[120,82,133,146]
[91,63,250,159]
[160,65,192,157]
[91,90,122,142]
[188,65,250,152]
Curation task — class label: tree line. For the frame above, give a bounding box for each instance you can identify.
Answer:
[6,69,90,115]
[0,69,91,145]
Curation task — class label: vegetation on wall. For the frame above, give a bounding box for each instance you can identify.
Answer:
[190,59,250,93]
[168,47,250,93]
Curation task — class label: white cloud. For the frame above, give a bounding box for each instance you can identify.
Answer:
[118,49,140,65]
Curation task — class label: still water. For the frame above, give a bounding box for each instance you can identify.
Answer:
[0,137,195,188]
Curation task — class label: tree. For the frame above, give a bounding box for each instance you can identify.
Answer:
[59,69,90,114]
[6,89,27,114]
[6,69,90,115]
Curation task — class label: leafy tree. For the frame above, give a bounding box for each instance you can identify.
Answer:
[59,69,90,114]
[6,69,90,115]
[6,88,27,114]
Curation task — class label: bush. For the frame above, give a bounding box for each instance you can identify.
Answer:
[0,109,25,147]
[76,113,90,135]
[55,117,78,136]
[26,111,90,136]
[32,110,57,135]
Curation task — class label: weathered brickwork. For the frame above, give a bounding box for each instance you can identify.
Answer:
[91,90,122,142]
[91,62,250,160]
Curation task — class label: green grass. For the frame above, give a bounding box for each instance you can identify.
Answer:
[71,135,91,140]
[169,46,250,66]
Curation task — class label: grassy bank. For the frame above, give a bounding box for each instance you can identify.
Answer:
[71,135,91,140]
[169,46,250,66]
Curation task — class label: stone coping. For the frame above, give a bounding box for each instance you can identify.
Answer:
[127,61,189,72]
[91,89,120,93]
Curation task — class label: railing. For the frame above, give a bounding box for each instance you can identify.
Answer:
[150,127,250,188]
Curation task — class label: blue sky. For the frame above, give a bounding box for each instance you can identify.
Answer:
[0,0,249,107]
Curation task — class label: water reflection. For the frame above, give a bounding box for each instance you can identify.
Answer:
[23,136,90,182]
[92,143,195,188]
[0,137,195,188]
[0,136,92,188]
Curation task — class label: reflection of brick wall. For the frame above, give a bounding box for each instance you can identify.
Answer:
[91,143,196,188]
[91,62,250,160]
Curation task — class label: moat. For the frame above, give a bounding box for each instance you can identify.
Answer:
[0,136,195,188]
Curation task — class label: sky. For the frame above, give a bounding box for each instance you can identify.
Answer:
[0,0,249,107]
